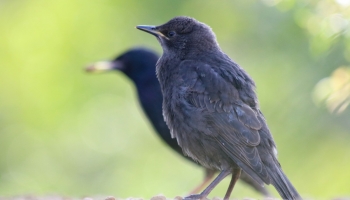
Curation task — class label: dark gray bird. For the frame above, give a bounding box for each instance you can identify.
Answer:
[85,48,270,196]
[136,17,301,200]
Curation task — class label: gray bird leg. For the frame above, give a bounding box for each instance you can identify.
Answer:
[224,168,241,200]
[188,169,216,194]
[184,169,231,200]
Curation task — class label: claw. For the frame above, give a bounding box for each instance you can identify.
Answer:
[183,194,209,200]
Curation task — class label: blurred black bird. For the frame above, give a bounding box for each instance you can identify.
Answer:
[86,48,270,196]
[136,17,301,200]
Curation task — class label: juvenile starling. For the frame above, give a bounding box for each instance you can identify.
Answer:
[137,17,301,200]
[85,48,271,196]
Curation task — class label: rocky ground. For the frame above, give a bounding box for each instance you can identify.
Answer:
[0,195,349,200]
[0,195,274,200]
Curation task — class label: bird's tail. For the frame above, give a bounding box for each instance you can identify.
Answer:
[268,165,302,200]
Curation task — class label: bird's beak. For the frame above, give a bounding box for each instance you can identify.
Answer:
[85,61,123,73]
[136,25,169,40]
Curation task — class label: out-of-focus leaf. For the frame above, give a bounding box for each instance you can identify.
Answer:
[313,67,350,114]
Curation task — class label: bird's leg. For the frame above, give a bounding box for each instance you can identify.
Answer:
[223,168,241,200]
[188,169,216,194]
[184,169,231,200]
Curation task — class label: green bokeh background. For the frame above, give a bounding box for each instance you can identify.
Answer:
[0,0,349,199]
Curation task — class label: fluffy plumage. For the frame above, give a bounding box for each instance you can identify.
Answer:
[137,16,301,200]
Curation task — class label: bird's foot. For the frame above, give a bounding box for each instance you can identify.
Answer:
[183,194,209,200]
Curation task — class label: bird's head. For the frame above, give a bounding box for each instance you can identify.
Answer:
[85,48,159,82]
[137,16,219,58]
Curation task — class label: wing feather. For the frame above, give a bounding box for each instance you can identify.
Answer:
[180,60,270,184]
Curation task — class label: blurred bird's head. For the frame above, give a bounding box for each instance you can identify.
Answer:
[85,48,159,82]
[136,16,219,57]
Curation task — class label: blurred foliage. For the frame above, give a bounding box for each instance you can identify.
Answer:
[313,67,350,114]
[271,0,350,114]
[0,0,349,199]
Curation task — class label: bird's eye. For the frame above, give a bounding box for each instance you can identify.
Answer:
[167,31,176,38]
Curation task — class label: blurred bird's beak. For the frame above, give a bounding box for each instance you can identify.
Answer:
[136,25,169,40]
[85,61,123,73]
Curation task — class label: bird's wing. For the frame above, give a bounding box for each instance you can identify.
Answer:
[179,60,272,184]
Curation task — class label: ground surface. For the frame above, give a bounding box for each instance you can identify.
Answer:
[0,195,264,200]
[0,195,349,200]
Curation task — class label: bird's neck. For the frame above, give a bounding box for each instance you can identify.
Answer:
[156,53,180,93]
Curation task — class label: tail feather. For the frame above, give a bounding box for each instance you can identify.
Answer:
[268,165,301,200]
